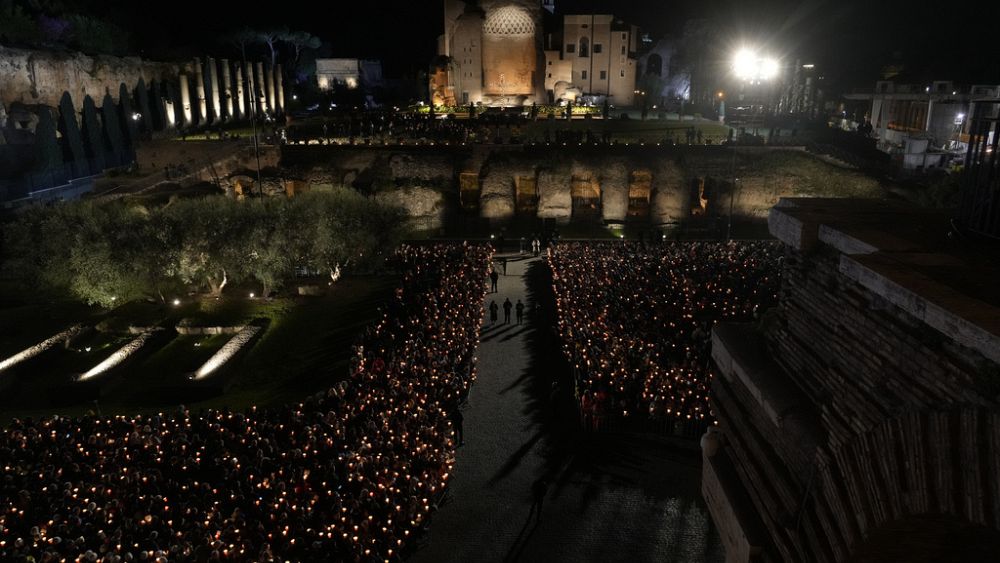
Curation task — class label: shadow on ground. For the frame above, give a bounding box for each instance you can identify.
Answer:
[501,259,720,541]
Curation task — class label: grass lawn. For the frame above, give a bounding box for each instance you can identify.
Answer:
[0,274,399,421]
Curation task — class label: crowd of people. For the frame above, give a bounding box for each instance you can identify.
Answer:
[0,243,492,562]
[548,241,782,433]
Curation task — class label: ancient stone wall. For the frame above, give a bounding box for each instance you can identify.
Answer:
[706,199,1000,562]
[281,145,885,228]
[0,44,184,109]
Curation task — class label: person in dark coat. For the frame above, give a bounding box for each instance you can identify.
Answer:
[503,298,513,324]
[515,299,525,324]
[489,269,499,293]
[450,408,464,446]
[489,300,499,324]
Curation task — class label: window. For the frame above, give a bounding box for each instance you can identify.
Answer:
[547,72,552,78]
[599,70,607,80]
[594,44,602,54]
[620,69,625,77]
[566,44,575,53]
[582,70,588,79]
[621,45,626,55]
[621,33,627,40]
[548,60,552,65]
[579,37,589,57]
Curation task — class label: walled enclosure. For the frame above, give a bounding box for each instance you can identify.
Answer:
[280,145,885,230]
[704,198,1000,562]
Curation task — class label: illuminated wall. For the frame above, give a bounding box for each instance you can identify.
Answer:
[481,4,538,97]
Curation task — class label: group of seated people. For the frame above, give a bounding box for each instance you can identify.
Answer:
[548,241,782,433]
[0,243,492,563]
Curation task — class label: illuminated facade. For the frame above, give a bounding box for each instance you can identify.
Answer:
[316,59,383,92]
[439,0,545,106]
[436,1,639,107]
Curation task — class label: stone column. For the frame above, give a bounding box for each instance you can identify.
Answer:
[265,64,277,114]
[179,73,192,126]
[275,64,285,111]
[193,57,207,124]
[234,63,245,119]
[221,59,234,119]
[244,60,255,117]
[208,57,222,122]
[255,61,268,114]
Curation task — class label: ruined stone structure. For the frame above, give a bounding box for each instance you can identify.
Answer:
[705,198,1000,562]
[280,146,884,231]
[0,45,180,108]
[0,45,283,132]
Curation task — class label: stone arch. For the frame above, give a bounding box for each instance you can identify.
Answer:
[805,407,1000,562]
[459,171,481,211]
[514,174,538,215]
[571,173,601,220]
[627,169,653,220]
[646,53,663,77]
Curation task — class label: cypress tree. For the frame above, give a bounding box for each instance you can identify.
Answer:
[119,83,139,147]
[81,95,105,173]
[57,92,86,175]
[136,77,153,134]
[147,79,164,131]
[32,106,63,175]
[102,93,127,166]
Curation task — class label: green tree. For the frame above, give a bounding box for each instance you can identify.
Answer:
[240,198,293,297]
[280,29,321,79]
[166,197,244,297]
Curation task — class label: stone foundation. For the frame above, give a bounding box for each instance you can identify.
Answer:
[282,145,881,227]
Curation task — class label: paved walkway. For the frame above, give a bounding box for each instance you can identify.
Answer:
[412,254,723,563]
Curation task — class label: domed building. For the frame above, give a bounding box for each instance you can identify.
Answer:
[435,0,639,108]
[436,0,546,106]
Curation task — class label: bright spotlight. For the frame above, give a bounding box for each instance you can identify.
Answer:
[732,49,757,80]
[172,298,181,306]
[760,58,780,80]
[732,49,780,81]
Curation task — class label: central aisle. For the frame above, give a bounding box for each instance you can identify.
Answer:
[412,254,723,563]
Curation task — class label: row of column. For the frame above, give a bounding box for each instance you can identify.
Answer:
[177,57,284,128]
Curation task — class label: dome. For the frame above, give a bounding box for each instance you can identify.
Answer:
[483,6,535,37]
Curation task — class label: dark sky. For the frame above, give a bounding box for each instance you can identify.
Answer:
[90,0,1000,89]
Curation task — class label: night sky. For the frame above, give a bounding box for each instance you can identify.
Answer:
[87,0,999,89]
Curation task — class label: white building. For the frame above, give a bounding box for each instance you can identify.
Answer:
[560,14,637,106]
[316,59,383,92]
